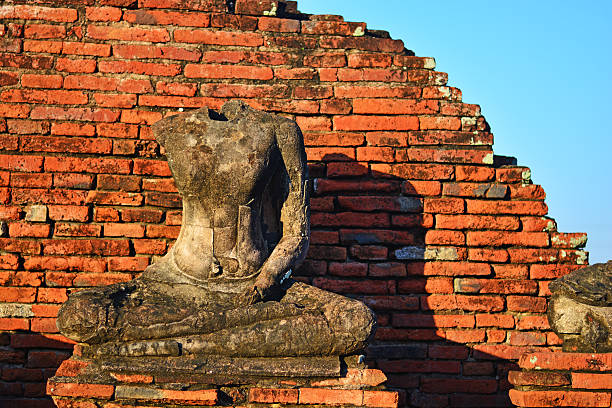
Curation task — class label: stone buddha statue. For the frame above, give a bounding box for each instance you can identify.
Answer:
[548,261,612,352]
[56,100,375,359]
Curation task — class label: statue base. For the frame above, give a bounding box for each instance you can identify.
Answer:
[47,345,399,408]
[509,351,612,407]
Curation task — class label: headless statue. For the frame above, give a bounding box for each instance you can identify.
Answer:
[57,100,375,358]
[548,261,612,352]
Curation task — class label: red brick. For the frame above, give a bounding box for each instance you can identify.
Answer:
[22,136,112,155]
[0,287,36,302]
[423,262,491,276]
[146,225,180,239]
[184,64,272,79]
[24,24,66,39]
[466,231,549,247]
[508,371,570,387]
[436,214,519,230]
[249,388,298,404]
[468,249,507,263]
[174,28,262,46]
[522,216,557,232]
[0,52,54,70]
[121,111,162,126]
[399,181,442,197]
[0,318,29,330]
[354,99,438,115]
[0,155,44,172]
[55,359,89,377]
[509,184,546,200]
[56,58,97,73]
[314,179,400,194]
[30,317,58,333]
[306,147,355,161]
[48,205,90,222]
[394,55,436,69]
[496,167,530,183]
[254,16,298,32]
[327,162,368,177]
[508,248,559,263]
[509,389,611,407]
[0,104,30,119]
[507,296,547,312]
[530,264,581,279]
[109,372,153,384]
[520,352,612,371]
[422,378,497,394]
[155,81,197,96]
[424,197,464,214]
[138,0,226,12]
[97,123,139,139]
[94,208,120,222]
[516,315,550,331]
[363,390,398,408]
[37,288,68,303]
[45,157,131,174]
[63,41,111,57]
[51,123,96,137]
[467,200,548,215]
[133,239,166,255]
[409,130,493,146]
[86,6,122,21]
[425,230,464,245]
[299,388,363,406]
[1,5,78,22]
[47,381,114,399]
[87,24,169,42]
[397,147,493,164]
[398,277,454,294]
[8,222,50,238]
[73,273,132,287]
[7,119,49,135]
[1,89,87,105]
[108,257,149,272]
[54,223,102,237]
[423,295,504,312]
[21,74,63,89]
[334,115,419,131]
[390,163,454,180]
[43,239,130,256]
[94,93,137,108]
[99,60,181,76]
[508,330,547,346]
[10,173,52,188]
[24,256,105,273]
[124,9,210,27]
[104,223,145,238]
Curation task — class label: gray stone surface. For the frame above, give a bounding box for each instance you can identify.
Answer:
[548,260,612,352]
[57,101,375,360]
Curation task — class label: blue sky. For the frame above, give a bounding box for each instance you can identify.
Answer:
[300,0,611,264]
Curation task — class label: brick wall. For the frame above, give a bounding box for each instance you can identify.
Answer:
[0,1,587,407]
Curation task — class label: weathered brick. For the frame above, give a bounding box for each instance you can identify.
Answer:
[87,24,170,42]
[24,24,66,39]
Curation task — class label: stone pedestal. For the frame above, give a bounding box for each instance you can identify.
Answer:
[47,346,399,408]
[509,352,612,407]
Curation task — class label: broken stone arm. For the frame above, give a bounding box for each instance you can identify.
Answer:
[246,121,310,303]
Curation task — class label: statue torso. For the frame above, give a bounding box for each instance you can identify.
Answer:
[147,103,288,286]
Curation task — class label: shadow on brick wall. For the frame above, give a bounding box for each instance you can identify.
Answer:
[1,332,72,408]
[293,154,529,407]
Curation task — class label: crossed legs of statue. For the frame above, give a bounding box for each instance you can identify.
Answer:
[57,276,375,358]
